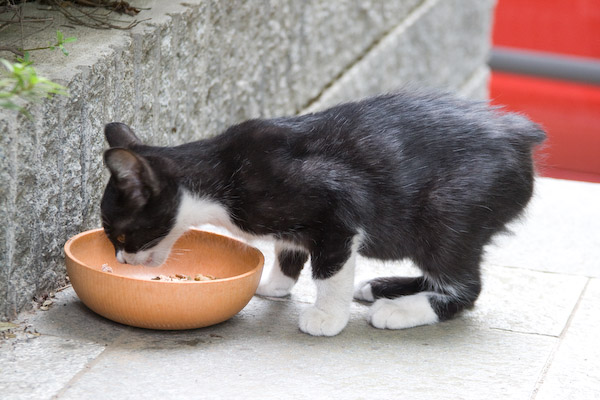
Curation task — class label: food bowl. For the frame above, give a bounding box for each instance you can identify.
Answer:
[64,228,264,330]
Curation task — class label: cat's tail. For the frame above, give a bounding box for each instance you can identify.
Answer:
[497,110,548,179]
[495,108,547,147]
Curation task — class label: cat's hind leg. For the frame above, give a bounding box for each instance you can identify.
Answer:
[354,276,428,302]
[354,276,441,329]
[256,242,309,297]
[357,253,482,330]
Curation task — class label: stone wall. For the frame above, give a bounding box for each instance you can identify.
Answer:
[0,0,496,320]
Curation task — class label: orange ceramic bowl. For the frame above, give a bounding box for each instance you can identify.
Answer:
[64,228,264,330]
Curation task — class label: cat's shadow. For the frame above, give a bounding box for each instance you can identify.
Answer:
[42,286,473,350]
[43,290,302,348]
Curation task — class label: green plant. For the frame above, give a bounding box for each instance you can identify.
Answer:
[0,57,68,117]
[0,30,75,116]
[22,30,77,56]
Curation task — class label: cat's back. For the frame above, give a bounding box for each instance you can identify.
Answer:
[269,90,543,153]
[221,90,544,186]
[347,91,544,152]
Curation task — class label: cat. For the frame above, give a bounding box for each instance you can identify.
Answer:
[100,90,545,336]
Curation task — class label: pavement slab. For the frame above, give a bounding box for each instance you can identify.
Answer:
[55,319,555,400]
[0,332,104,400]
[535,278,600,400]
[468,265,587,337]
[485,178,600,278]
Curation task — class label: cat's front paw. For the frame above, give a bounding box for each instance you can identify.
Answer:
[299,306,349,336]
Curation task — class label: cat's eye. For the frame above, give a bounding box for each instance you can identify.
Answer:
[116,234,126,244]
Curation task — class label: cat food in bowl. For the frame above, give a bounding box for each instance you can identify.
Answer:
[64,228,264,330]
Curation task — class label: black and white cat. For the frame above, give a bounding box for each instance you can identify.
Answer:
[100,90,545,336]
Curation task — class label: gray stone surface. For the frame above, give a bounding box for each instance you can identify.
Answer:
[486,178,600,277]
[3,281,559,400]
[0,334,105,400]
[1,177,598,399]
[54,318,554,400]
[467,265,587,337]
[1,0,496,319]
[535,278,600,400]
[306,0,495,111]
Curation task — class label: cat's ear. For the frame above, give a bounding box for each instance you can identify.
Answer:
[104,148,160,209]
[104,122,142,148]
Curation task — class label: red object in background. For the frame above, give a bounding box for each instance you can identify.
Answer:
[491,0,600,183]
[493,0,600,59]
[490,72,600,183]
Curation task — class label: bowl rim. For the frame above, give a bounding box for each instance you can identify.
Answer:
[64,228,265,284]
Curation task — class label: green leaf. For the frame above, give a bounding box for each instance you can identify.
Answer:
[0,58,69,117]
[15,53,32,65]
[1,59,14,73]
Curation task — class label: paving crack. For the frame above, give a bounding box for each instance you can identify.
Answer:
[488,326,559,339]
[529,277,591,400]
[50,329,131,400]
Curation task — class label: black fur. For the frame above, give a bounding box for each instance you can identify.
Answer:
[278,249,309,281]
[101,90,545,324]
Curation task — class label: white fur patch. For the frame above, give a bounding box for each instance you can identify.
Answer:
[353,280,375,302]
[177,190,244,237]
[121,231,183,267]
[256,274,296,297]
[299,233,363,336]
[120,190,243,267]
[299,306,350,337]
[369,292,439,330]
[119,192,213,266]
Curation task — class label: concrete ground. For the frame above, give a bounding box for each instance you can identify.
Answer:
[1,177,599,400]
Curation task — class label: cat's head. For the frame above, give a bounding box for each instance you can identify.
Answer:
[100,123,182,267]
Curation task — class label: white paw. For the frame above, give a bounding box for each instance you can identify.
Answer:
[255,275,296,297]
[353,280,375,302]
[369,294,438,330]
[256,281,292,297]
[299,306,349,336]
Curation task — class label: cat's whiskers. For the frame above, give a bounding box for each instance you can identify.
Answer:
[170,248,192,256]
[139,235,167,252]
[162,248,192,264]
